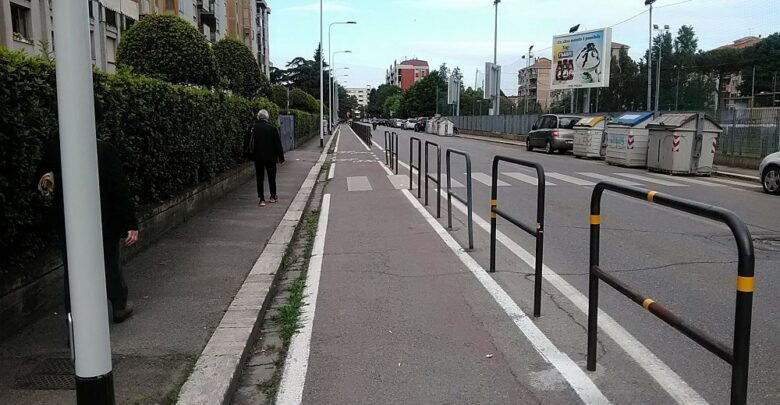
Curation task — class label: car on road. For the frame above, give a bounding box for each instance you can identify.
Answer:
[526,114,581,154]
[404,119,417,130]
[759,151,780,195]
[393,118,404,128]
[414,117,428,132]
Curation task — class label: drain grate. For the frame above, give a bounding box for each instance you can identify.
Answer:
[15,358,75,390]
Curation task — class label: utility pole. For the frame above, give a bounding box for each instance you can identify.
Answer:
[646,0,656,113]
[655,45,662,115]
[52,0,114,403]
[675,65,680,111]
[751,65,756,108]
[524,45,534,114]
[319,0,324,147]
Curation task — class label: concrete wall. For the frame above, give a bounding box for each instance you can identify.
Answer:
[0,163,255,340]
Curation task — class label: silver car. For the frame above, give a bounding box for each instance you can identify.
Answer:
[526,114,581,154]
[759,151,780,195]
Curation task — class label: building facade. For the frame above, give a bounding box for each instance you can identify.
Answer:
[254,0,269,76]
[717,36,763,109]
[385,58,429,91]
[517,57,552,111]
[347,87,369,107]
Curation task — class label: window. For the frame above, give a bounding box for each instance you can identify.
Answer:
[105,9,117,27]
[11,3,31,41]
[89,0,94,19]
[165,0,175,11]
[559,117,579,129]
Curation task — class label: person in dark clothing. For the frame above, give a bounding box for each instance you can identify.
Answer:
[37,138,139,323]
[245,109,285,207]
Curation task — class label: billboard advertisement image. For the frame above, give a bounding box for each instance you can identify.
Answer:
[550,27,612,90]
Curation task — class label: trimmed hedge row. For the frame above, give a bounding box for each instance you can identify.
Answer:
[0,48,278,269]
[288,109,320,144]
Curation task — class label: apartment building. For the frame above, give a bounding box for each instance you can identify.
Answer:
[138,0,226,43]
[347,87,369,107]
[717,36,763,109]
[517,57,552,111]
[254,0,269,76]
[385,59,429,91]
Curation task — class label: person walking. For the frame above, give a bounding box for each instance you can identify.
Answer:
[245,109,285,207]
[37,138,139,323]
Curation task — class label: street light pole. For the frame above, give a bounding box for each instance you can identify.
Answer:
[652,24,669,115]
[492,0,500,116]
[319,0,323,147]
[646,0,656,113]
[524,45,534,114]
[328,21,356,131]
[52,1,114,403]
[331,51,351,123]
[675,65,680,111]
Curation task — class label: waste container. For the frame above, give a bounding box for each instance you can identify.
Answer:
[437,118,454,136]
[646,113,722,175]
[605,111,655,167]
[573,116,607,159]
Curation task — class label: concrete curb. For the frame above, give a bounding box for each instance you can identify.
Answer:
[175,130,337,405]
[456,133,525,147]
[713,170,760,182]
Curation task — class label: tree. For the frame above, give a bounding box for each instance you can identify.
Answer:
[117,14,218,87]
[289,88,319,114]
[367,84,401,117]
[383,94,402,117]
[400,70,447,117]
[271,46,329,103]
[597,47,643,111]
[213,37,269,98]
[737,33,780,106]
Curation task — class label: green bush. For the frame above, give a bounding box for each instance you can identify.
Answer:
[0,48,275,269]
[270,84,288,110]
[116,14,218,87]
[288,88,319,114]
[288,109,319,143]
[214,38,269,99]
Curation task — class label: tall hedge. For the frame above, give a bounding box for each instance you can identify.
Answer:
[116,14,218,87]
[0,48,276,269]
[213,38,270,99]
[288,88,320,114]
[288,109,319,143]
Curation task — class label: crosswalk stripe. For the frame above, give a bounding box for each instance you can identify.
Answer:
[471,172,509,187]
[644,173,725,187]
[708,177,762,188]
[447,177,466,188]
[503,172,557,186]
[614,173,687,187]
[577,172,643,186]
[546,172,596,186]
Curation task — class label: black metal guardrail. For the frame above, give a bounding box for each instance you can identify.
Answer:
[424,141,442,218]
[384,131,391,165]
[385,131,399,174]
[489,156,546,318]
[445,148,474,250]
[351,122,372,148]
[587,183,755,405]
[409,137,422,198]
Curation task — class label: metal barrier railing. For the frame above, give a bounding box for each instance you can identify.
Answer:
[386,131,398,174]
[384,131,391,165]
[424,141,441,218]
[445,148,474,250]
[351,122,372,147]
[587,183,755,405]
[489,156,546,318]
[409,137,421,197]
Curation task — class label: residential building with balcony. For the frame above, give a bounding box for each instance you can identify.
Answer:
[254,0,270,77]
[385,58,429,91]
[138,0,226,43]
[717,36,763,109]
[347,87,369,107]
[517,57,552,111]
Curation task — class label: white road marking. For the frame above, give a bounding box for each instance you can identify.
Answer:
[472,172,509,187]
[348,126,371,151]
[377,162,610,405]
[504,172,557,186]
[371,139,385,151]
[396,159,706,404]
[577,172,643,187]
[707,177,762,188]
[644,173,725,187]
[334,129,341,153]
[328,162,335,180]
[614,173,687,187]
[276,194,331,405]
[546,172,596,186]
[447,177,465,188]
[346,176,372,191]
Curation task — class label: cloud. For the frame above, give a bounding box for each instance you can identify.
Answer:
[283,1,355,13]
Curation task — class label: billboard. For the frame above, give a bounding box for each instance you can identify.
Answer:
[550,27,612,90]
[484,62,501,98]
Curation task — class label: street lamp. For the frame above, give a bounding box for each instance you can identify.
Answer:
[319,0,323,147]
[334,73,349,121]
[330,50,351,127]
[492,0,500,115]
[328,21,356,132]
[523,45,534,114]
[645,0,657,113]
[652,24,670,115]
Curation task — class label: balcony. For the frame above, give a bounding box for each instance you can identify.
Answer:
[198,0,216,29]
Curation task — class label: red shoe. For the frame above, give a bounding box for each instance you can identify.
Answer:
[259,200,267,207]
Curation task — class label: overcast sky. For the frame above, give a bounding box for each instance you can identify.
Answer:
[269,0,777,96]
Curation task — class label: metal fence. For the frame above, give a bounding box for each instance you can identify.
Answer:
[717,108,780,158]
[278,115,295,152]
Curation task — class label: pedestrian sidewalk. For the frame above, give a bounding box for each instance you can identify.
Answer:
[0,137,323,404]
[275,126,605,404]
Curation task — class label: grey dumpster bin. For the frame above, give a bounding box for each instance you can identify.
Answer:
[646,113,722,175]
[605,111,655,168]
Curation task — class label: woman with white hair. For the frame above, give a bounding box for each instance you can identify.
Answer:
[245,109,285,207]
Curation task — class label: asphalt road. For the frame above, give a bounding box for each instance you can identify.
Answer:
[374,125,780,404]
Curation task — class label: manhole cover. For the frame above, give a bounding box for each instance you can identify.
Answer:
[15,358,75,390]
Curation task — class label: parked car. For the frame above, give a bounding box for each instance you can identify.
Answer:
[404,119,417,130]
[759,151,780,195]
[526,114,581,154]
[414,117,428,132]
[393,118,404,128]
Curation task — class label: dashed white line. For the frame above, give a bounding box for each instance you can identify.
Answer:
[328,162,335,180]
[472,172,509,187]
[504,172,557,186]
[614,173,687,187]
[577,172,642,186]
[276,194,331,405]
[546,172,597,186]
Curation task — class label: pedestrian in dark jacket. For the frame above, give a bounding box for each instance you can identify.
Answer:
[245,109,285,207]
[37,138,139,323]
